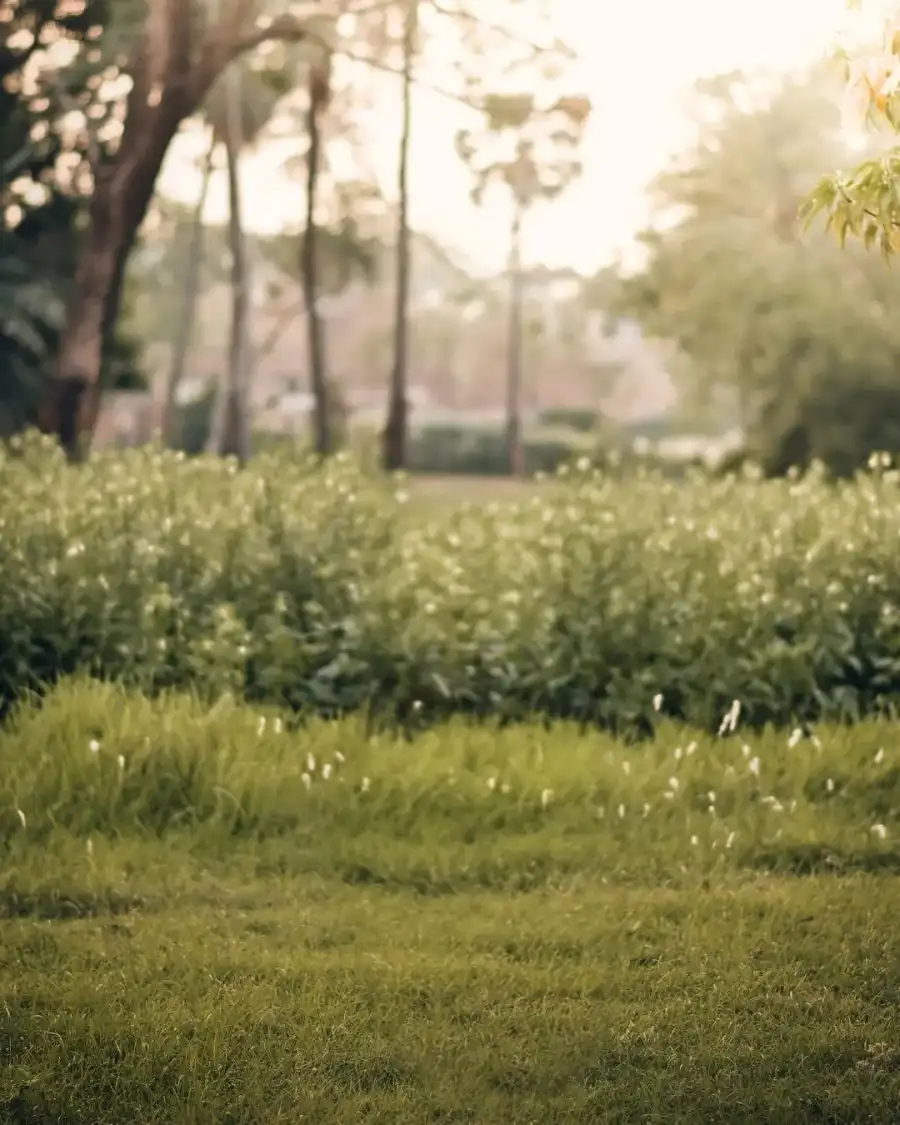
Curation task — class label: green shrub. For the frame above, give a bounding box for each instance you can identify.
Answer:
[0,432,394,715]
[4,431,900,732]
[537,407,600,433]
[408,423,590,476]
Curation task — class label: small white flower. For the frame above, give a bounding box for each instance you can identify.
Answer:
[872,823,888,840]
[322,763,333,780]
[89,739,101,754]
[642,802,650,817]
[690,835,698,846]
[826,778,834,793]
[306,753,316,773]
[686,741,697,756]
[334,750,345,763]
[652,693,663,712]
[360,776,370,793]
[673,746,683,761]
[875,748,885,765]
[718,699,741,735]
[748,757,760,776]
[487,776,497,791]
[412,699,423,712]
[725,830,736,849]
[708,791,716,804]
[788,727,803,749]
[16,808,26,829]
[301,772,311,790]
[86,837,93,857]
[541,788,554,808]
[257,716,266,736]
[117,754,125,771]
[617,803,625,819]
[668,776,679,791]
[741,743,751,758]
[273,718,283,735]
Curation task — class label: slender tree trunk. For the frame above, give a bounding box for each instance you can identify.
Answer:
[303,77,331,457]
[506,201,525,477]
[383,1,416,473]
[161,133,216,446]
[207,67,252,462]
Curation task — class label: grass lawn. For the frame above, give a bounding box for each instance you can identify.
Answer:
[2,680,900,1123]
[404,472,550,508]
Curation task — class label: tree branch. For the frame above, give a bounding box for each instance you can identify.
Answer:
[836,183,900,231]
[426,0,574,61]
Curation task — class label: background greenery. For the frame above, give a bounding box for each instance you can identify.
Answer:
[4,434,900,733]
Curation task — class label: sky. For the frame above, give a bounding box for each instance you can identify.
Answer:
[158,0,862,276]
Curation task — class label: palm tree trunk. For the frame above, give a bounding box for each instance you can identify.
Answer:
[161,133,216,446]
[303,75,331,457]
[383,0,416,473]
[207,66,252,462]
[506,200,525,477]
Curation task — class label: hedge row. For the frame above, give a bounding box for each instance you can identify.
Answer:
[2,432,900,732]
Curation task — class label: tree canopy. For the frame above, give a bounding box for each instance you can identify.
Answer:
[0,0,144,435]
[617,67,900,477]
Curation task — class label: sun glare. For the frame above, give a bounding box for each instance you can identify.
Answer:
[158,0,854,274]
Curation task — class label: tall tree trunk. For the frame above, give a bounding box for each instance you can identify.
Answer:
[383,1,416,473]
[303,75,331,457]
[506,200,525,477]
[161,133,216,447]
[207,68,252,462]
[38,83,191,460]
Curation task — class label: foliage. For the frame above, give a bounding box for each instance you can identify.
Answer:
[455,89,590,207]
[259,217,382,299]
[537,407,602,432]
[618,68,900,477]
[408,421,593,475]
[0,0,145,433]
[803,9,900,251]
[174,381,350,456]
[6,437,900,731]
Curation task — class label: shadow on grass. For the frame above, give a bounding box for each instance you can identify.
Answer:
[0,887,145,921]
[746,844,900,877]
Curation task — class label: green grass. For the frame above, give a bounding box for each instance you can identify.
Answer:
[2,680,900,1122]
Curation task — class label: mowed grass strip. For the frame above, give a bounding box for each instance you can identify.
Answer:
[1,876,899,1124]
[1,679,900,1122]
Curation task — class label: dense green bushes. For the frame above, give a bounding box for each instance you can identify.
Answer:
[3,432,900,731]
[407,422,594,475]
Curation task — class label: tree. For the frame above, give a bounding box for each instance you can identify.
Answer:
[159,135,216,444]
[204,59,253,460]
[383,0,417,472]
[160,47,301,448]
[456,88,590,474]
[619,67,900,476]
[300,33,335,456]
[1,0,145,435]
[36,0,312,460]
